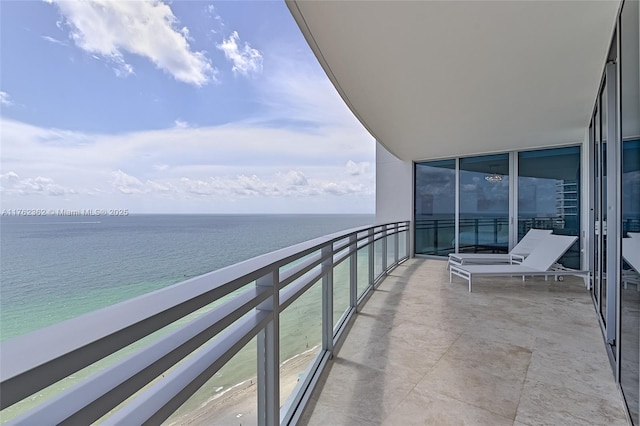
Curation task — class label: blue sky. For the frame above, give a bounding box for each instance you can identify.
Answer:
[0,1,375,214]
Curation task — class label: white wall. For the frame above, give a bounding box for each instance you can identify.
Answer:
[375,142,412,225]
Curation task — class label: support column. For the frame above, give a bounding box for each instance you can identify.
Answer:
[257,270,279,426]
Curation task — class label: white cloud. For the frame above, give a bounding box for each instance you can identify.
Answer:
[322,181,364,196]
[346,160,370,176]
[113,60,134,78]
[254,50,366,130]
[111,169,145,194]
[41,35,67,46]
[205,4,224,34]
[0,117,375,212]
[282,170,308,187]
[176,171,364,199]
[0,91,13,106]
[217,31,263,77]
[1,172,75,196]
[0,42,376,213]
[48,0,215,86]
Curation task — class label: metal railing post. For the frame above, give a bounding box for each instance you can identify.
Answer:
[257,270,279,426]
[368,228,374,287]
[434,220,438,253]
[394,224,399,265]
[406,221,410,259]
[321,245,334,357]
[349,234,358,311]
[382,225,388,273]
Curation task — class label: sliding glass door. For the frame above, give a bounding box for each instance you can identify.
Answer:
[415,147,581,268]
[458,154,509,253]
[619,1,640,422]
[518,147,581,269]
[590,34,618,351]
[414,160,456,255]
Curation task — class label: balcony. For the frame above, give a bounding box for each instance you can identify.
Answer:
[300,258,628,425]
[0,222,629,425]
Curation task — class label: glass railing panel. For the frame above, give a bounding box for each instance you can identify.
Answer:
[0,222,409,424]
[374,239,383,279]
[164,336,258,426]
[386,234,396,268]
[279,278,322,411]
[458,217,509,254]
[357,246,370,298]
[279,250,320,276]
[398,231,407,259]
[333,258,350,331]
[1,281,258,423]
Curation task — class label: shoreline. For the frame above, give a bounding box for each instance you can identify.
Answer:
[167,347,319,426]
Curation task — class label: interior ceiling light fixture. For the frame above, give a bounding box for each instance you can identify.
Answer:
[485,172,503,183]
[485,165,503,183]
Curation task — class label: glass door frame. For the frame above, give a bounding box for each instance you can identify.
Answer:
[590,47,620,356]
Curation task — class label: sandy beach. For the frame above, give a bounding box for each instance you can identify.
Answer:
[167,348,319,426]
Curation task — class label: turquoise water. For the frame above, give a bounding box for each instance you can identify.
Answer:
[0,214,374,421]
[0,214,373,340]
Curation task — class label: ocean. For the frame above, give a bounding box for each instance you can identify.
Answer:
[0,214,374,422]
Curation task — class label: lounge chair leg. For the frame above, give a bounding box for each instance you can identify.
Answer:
[468,278,472,292]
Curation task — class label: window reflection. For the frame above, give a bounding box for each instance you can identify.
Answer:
[414,160,456,255]
[620,1,640,421]
[459,154,509,253]
[518,147,581,269]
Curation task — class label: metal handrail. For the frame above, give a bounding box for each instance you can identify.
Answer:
[0,220,410,425]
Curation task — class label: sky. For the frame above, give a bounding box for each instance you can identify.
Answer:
[0,0,375,214]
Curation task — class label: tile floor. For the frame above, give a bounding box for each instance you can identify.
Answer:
[299,258,630,425]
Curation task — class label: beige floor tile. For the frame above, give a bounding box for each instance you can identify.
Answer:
[463,318,538,350]
[414,357,525,419]
[515,378,628,426]
[299,399,376,426]
[383,387,514,426]
[308,357,418,423]
[442,334,533,379]
[301,259,627,426]
[526,345,619,403]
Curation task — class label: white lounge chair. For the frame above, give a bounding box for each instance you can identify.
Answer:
[622,237,640,290]
[448,229,552,268]
[449,234,587,292]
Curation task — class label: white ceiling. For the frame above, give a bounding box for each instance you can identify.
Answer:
[287,0,621,161]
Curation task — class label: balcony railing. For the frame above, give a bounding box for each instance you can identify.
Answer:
[0,221,410,425]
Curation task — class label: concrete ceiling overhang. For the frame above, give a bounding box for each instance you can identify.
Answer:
[287,0,621,161]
